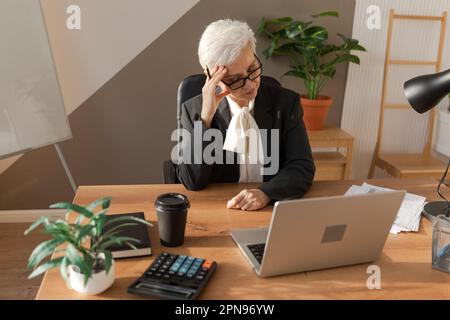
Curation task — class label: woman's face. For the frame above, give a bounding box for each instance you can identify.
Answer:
[219,45,261,104]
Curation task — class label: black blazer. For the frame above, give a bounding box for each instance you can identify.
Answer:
[176,82,315,201]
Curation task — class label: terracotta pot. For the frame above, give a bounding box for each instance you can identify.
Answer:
[300,95,333,130]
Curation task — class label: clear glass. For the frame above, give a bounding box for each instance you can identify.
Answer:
[432,214,450,273]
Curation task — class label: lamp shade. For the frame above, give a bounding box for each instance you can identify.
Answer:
[404,68,450,113]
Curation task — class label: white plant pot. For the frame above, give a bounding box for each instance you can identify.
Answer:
[436,110,450,157]
[67,259,115,295]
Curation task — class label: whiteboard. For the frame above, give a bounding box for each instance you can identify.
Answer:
[0,0,72,159]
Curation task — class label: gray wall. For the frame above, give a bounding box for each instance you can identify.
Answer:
[0,0,356,209]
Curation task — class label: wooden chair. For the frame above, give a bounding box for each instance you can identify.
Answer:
[369,9,448,179]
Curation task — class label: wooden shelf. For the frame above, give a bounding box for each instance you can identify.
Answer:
[307,126,354,181]
[313,152,347,181]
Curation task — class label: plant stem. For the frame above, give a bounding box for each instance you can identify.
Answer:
[307,76,320,100]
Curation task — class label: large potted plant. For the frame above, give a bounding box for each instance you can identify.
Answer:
[25,197,151,295]
[257,11,366,130]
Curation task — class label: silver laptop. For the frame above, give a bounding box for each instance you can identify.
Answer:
[230,191,405,277]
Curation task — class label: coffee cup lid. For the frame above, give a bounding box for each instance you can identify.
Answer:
[154,193,190,211]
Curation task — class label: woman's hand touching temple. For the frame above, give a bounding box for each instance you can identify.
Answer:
[201,65,230,128]
[227,189,271,211]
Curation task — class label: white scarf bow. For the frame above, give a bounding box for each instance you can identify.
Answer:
[223,97,265,182]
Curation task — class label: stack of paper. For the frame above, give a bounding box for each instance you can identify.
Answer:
[344,183,426,234]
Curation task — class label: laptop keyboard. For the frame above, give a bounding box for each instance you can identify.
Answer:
[247,243,266,264]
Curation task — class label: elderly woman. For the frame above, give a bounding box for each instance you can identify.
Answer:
[177,19,315,211]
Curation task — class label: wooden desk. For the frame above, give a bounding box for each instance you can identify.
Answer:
[308,126,354,181]
[37,179,450,300]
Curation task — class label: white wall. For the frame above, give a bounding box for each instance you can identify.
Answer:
[341,0,450,179]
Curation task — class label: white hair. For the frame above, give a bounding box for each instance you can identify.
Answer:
[198,19,256,70]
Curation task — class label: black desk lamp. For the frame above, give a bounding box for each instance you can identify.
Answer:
[404,69,450,220]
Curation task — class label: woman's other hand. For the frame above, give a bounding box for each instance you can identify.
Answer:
[227,189,271,211]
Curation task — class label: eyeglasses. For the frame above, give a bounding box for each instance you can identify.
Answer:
[206,54,263,90]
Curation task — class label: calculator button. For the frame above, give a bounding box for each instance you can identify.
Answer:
[154,273,162,277]
[186,258,203,276]
[202,260,213,269]
[178,257,195,275]
[169,256,187,273]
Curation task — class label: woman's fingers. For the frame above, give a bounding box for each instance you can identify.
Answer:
[209,66,227,86]
[235,192,250,209]
[240,200,255,211]
[227,189,270,211]
[227,189,246,209]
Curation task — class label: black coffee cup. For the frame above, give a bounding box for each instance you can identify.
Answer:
[154,193,190,247]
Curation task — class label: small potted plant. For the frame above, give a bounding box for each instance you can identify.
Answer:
[25,197,152,295]
[257,11,367,130]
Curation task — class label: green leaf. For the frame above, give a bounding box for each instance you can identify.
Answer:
[28,257,64,279]
[264,16,292,25]
[59,256,69,281]
[124,241,138,250]
[76,224,96,243]
[50,202,94,219]
[312,11,339,18]
[27,238,63,269]
[93,213,108,238]
[262,35,280,59]
[42,223,77,245]
[104,215,152,228]
[304,26,328,41]
[24,216,50,235]
[86,197,111,212]
[321,66,336,78]
[67,244,94,286]
[67,244,91,276]
[102,251,113,274]
[256,16,267,35]
[352,44,367,52]
[98,236,140,251]
[285,21,305,39]
[337,33,349,42]
[334,53,360,64]
[319,44,341,56]
[284,67,306,80]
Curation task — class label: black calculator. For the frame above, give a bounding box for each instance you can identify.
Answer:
[127,252,217,300]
